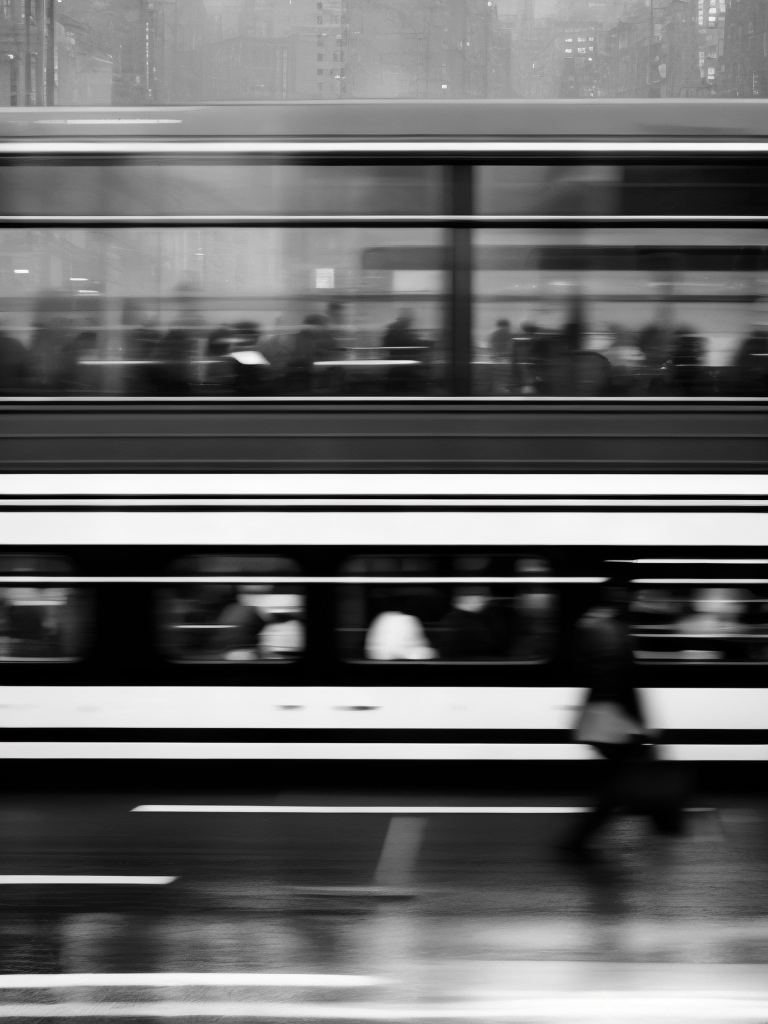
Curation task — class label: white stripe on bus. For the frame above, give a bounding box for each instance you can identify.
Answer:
[0,512,764,546]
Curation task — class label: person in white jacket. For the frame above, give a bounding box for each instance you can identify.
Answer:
[364,610,438,661]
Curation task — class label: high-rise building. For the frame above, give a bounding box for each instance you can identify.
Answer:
[557,19,600,95]
[605,0,698,97]
[0,0,57,105]
[346,0,509,99]
[291,0,348,99]
[721,0,767,96]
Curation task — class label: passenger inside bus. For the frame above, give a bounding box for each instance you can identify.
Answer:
[356,582,557,662]
[160,584,306,662]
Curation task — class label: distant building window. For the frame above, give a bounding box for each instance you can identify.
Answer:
[565,47,572,53]
[577,36,585,41]
[565,37,572,41]
[317,16,322,23]
[317,53,323,60]
[317,69,323,75]
[578,47,586,52]
[317,1,323,6]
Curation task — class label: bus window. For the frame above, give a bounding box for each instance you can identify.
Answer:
[631,585,768,663]
[337,555,557,663]
[159,584,306,663]
[0,587,92,662]
[158,555,305,663]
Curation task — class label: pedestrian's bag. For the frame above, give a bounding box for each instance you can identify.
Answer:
[575,700,645,745]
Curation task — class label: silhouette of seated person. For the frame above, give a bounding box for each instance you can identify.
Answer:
[380,309,427,394]
[434,585,508,659]
[508,587,556,661]
[285,314,330,393]
[228,321,272,395]
[733,329,768,395]
[0,328,30,395]
[510,322,540,394]
[666,329,707,395]
[212,591,269,662]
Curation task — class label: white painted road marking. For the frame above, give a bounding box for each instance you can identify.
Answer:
[0,876,176,885]
[132,805,591,813]
[131,805,715,814]
[0,996,766,1018]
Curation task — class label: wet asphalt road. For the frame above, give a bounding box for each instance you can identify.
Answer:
[0,790,766,1022]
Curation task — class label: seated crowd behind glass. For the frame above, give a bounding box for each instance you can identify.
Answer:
[0,297,443,397]
[160,584,305,662]
[361,584,556,662]
[2,293,765,398]
[476,308,768,398]
[631,586,768,662]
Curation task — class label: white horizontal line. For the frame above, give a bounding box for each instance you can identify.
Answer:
[0,213,766,225]
[0,996,766,1018]
[0,975,376,989]
[0,474,763,498]
[614,559,768,564]
[35,119,183,125]
[632,579,768,584]
[0,876,176,885]
[2,141,768,155]
[132,805,590,814]
[314,360,420,367]
[0,396,764,403]
[0,742,764,760]
[0,500,767,510]
[0,577,602,585]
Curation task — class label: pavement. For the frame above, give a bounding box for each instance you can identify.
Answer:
[0,789,766,1022]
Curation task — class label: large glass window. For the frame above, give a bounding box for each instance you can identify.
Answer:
[0,163,444,216]
[337,555,557,663]
[477,165,622,215]
[0,226,448,397]
[631,584,768,663]
[476,165,768,217]
[158,556,305,663]
[472,227,768,397]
